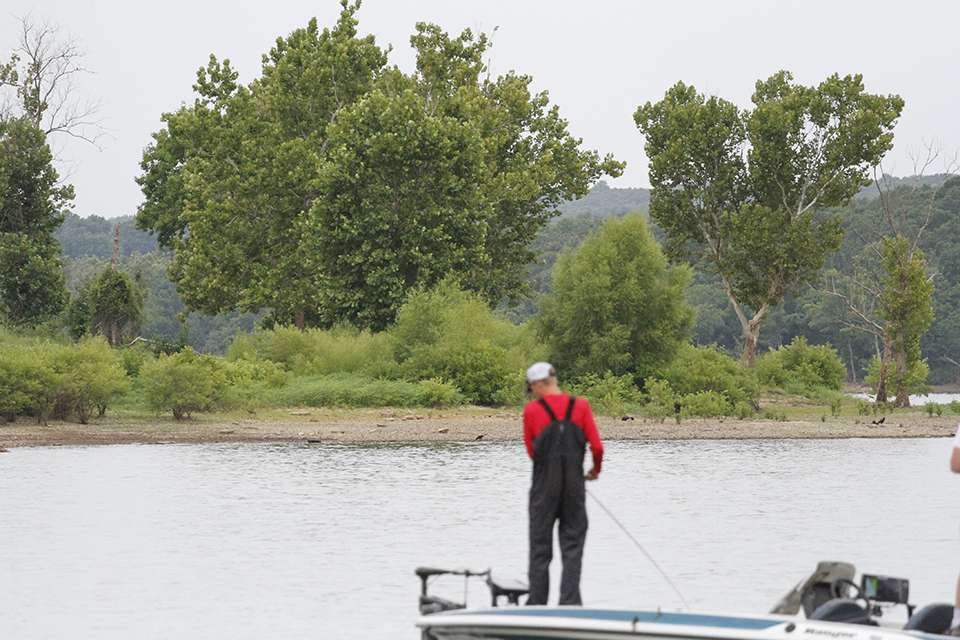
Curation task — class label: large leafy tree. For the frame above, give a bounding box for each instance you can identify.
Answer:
[0,117,72,326]
[137,2,388,327]
[538,214,693,382]
[635,71,903,365]
[137,3,621,330]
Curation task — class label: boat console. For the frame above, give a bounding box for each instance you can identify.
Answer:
[772,561,953,634]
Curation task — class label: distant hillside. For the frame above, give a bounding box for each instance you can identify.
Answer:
[57,213,159,259]
[557,181,650,218]
[855,173,955,200]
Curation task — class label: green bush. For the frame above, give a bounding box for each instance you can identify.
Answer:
[265,374,463,408]
[829,396,844,417]
[643,378,677,422]
[140,348,227,419]
[120,343,153,377]
[391,281,542,405]
[228,325,398,377]
[568,372,643,416]
[537,214,693,381]
[47,337,130,423]
[949,400,960,415]
[864,356,930,397]
[660,344,758,409]
[0,335,129,423]
[756,337,846,395]
[679,390,734,418]
[0,344,57,422]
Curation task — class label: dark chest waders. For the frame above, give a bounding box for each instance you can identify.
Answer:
[527,396,588,606]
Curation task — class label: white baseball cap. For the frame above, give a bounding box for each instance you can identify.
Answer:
[525,362,556,384]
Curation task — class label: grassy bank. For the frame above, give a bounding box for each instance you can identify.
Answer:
[1,399,955,450]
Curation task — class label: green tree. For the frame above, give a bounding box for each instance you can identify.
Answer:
[634,71,903,365]
[537,214,693,381]
[0,117,72,326]
[879,236,934,406]
[137,3,387,327]
[136,4,620,330]
[85,267,145,346]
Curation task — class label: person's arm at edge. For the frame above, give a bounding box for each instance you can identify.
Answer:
[951,424,960,473]
[523,403,535,459]
[580,398,603,479]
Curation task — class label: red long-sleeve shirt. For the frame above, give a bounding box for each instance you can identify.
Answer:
[523,394,604,474]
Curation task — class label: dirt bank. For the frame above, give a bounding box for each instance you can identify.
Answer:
[0,408,955,449]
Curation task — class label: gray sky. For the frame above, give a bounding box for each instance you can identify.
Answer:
[5,0,959,218]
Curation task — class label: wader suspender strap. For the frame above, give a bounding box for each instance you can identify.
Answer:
[538,396,577,423]
[538,399,559,423]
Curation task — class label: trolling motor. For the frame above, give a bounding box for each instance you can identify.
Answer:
[416,566,530,615]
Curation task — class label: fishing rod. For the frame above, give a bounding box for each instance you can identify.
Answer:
[585,487,690,610]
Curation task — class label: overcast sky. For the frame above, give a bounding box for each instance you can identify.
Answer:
[5,0,959,218]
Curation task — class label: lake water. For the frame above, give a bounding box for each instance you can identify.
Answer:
[1,439,958,639]
[849,392,960,405]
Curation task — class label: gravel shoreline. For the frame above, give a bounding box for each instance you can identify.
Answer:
[0,408,955,449]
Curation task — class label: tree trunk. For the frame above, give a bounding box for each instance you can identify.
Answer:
[719,276,768,368]
[893,343,911,408]
[847,340,857,385]
[294,309,306,331]
[741,307,768,368]
[875,334,891,404]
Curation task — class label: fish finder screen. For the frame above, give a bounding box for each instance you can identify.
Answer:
[861,574,910,604]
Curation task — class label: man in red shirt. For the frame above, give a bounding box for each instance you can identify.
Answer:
[523,362,604,606]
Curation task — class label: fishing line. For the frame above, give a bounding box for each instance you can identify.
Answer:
[586,488,690,610]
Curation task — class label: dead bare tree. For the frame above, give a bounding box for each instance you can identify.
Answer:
[0,15,104,148]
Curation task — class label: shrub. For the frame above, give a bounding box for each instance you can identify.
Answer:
[266,374,463,408]
[949,400,960,415]
[537,214,693,381]
[0,344,57,422]
[679,390,734,418]
[756,337,846,395]
[864,356,930,397]
[140,348,227,419]
[120,343,153,377]
[829,396,844,417]
[660,344,758,408]
[761,409,788,421]
[0,335,129,423]
[221,358,288,388]
[643,378,676,422]
[568,372,643,416]
[228,325,398,377]
[391,281,542,405]
[46,338,129,423]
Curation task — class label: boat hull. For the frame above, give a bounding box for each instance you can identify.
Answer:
[418,608,943,640]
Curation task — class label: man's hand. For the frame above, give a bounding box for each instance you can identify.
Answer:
[584,468,599,481]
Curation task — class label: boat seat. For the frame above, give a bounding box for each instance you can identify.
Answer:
[809,599,876,626]
[487,574,529,606]
[903,603,953,634]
